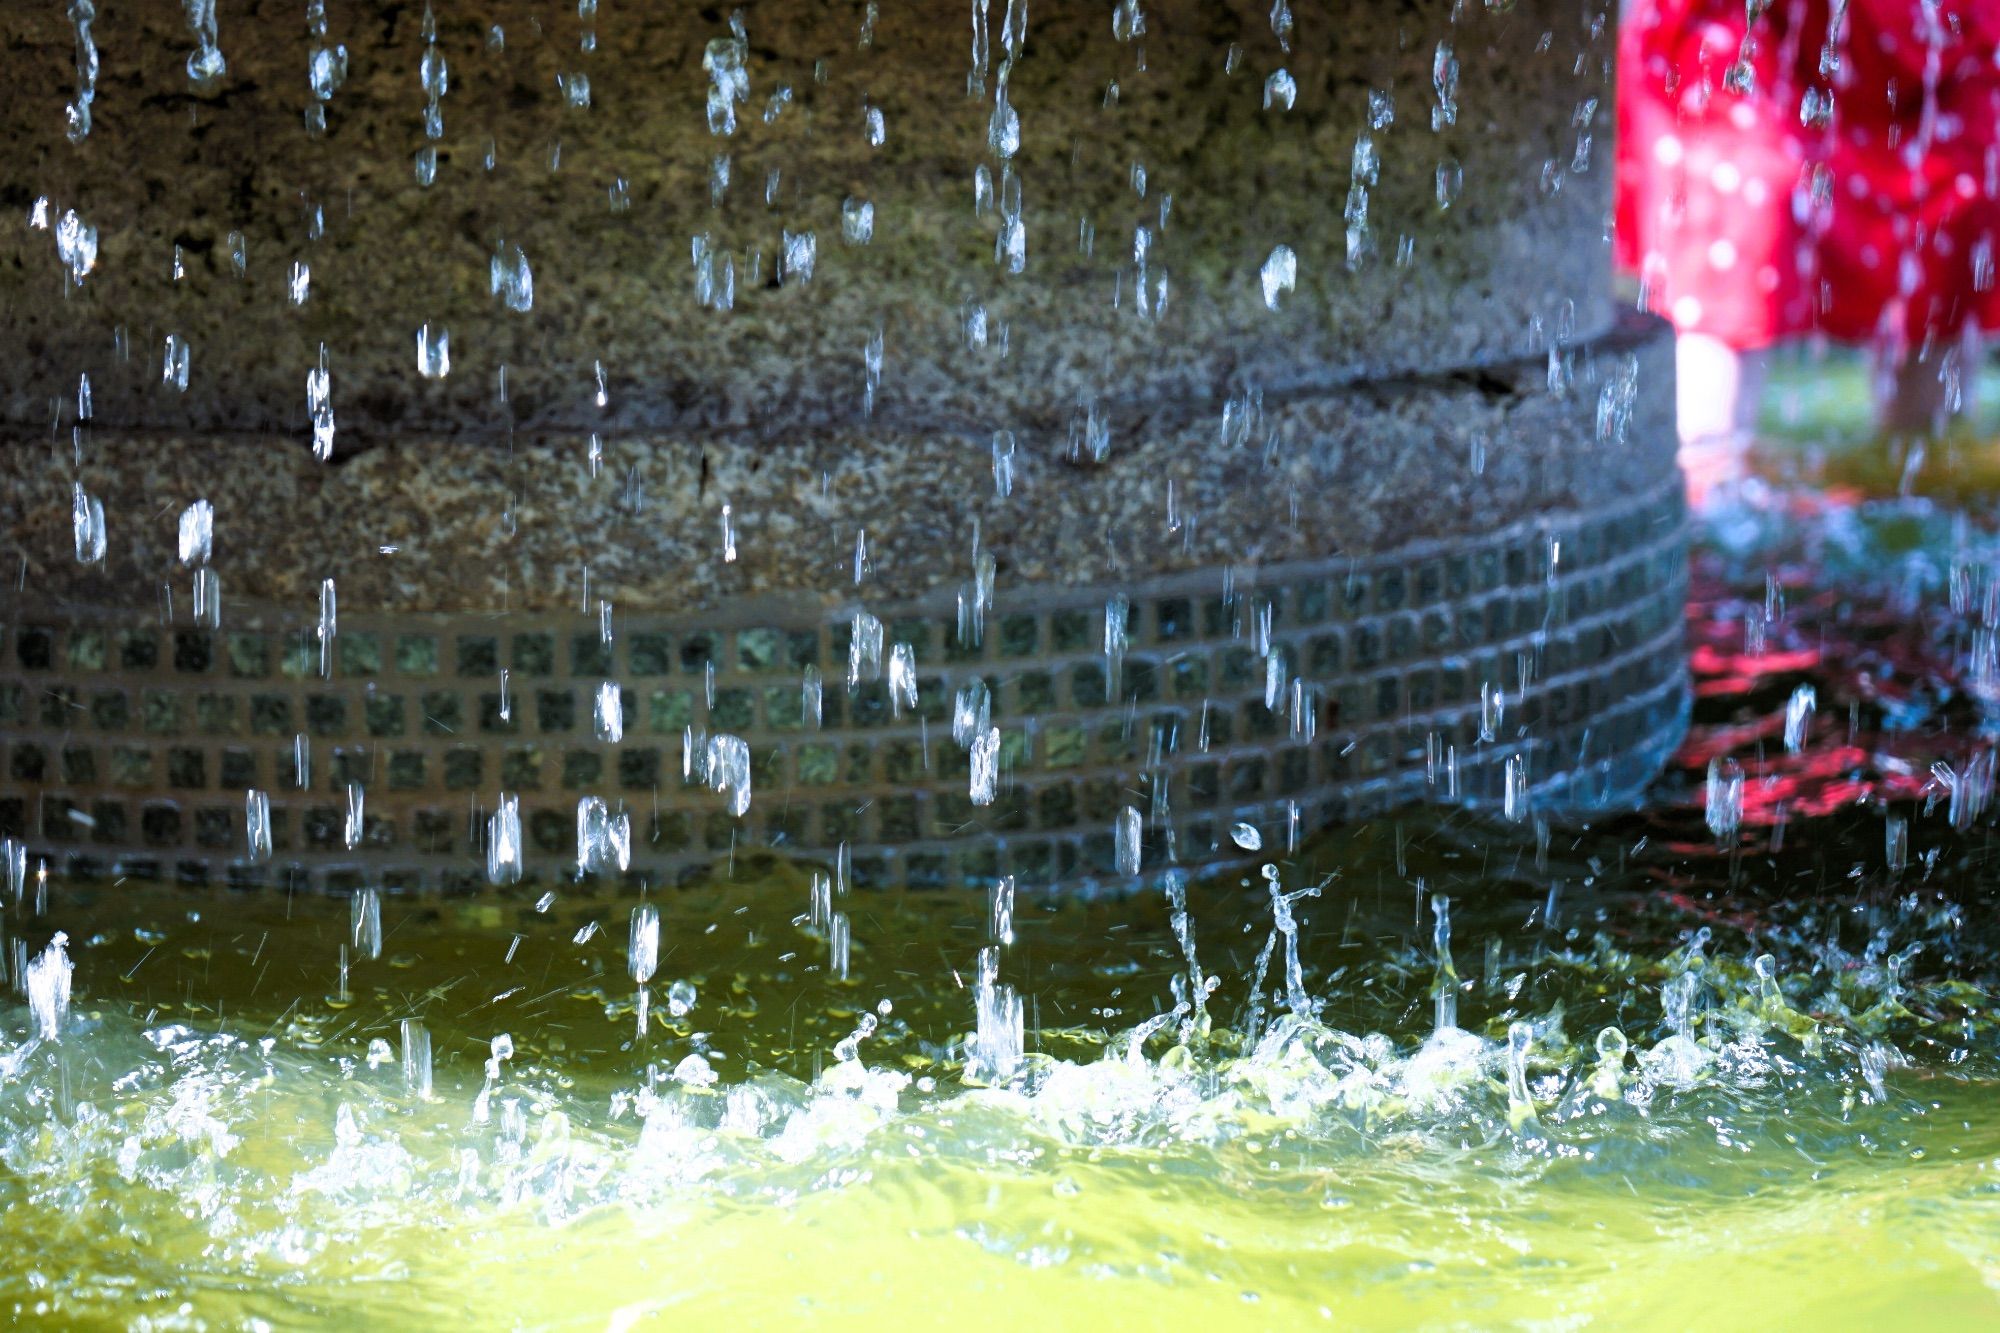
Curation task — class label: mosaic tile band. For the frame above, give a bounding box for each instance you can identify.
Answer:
[0,476,1688,895]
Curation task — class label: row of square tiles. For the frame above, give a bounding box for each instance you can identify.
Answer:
[2,668,1689,859]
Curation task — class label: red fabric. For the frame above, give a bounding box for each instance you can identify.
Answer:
[1616,0,2000,352]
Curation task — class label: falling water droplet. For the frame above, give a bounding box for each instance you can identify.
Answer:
[416,323,450,379]
[1260,245,1297,310]
[490,241,534,312]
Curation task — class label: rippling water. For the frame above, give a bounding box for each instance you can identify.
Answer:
[4,461,2000,1328]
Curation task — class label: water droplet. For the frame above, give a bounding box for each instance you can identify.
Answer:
[55,209,98,283]
[629,904,660,983]
[490,241,533,312]
[1260,245,1297,310]
[416,323,450,379]
[576,796,632,874]
[487,794,523,885]
[245,789,272,861]
[161,333,191,393]
[593,681,624,742]
[1263,69,1296,111]
[841,197,874,245]
[177,499,212,567]
[71,483,104,564]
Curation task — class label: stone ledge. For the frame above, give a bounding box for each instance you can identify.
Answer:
[2,311,1675,615]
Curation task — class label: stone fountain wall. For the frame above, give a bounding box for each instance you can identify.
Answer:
[0,0,1685,892]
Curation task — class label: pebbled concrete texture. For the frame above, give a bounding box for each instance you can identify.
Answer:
[1,312,1674,615]
[0,0,1614,446]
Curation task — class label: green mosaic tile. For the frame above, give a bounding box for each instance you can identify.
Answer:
[512,632,555,676]
[765,685,805,731]
[90,800,127,844]
[571,634,612,676]
[40,687,79,728]
[67,629,105,671]
[91,689,129,731]
[648,689,693,733]
[1069,664,1107,709]
[366,695,406,737]
[797,743,838,786]
[630,631,673,676]
[998,614,1039,658]
[916,678,951,725]
[279,636,317,680]
[330,749,370,786]
[1205,706,1236,747]
[935,743,970,780]
[388,748,428,788]
[888,619,931,657]
[421,691,462,736]
[710,688,755,731]
[219,749,256,788]
[537,690,575,732]
[842,742,873,783]
[118,630,157,670]
[142,690,182,734]
[304,695,346,737]
[226,632,270,678]
[1078,777,1122,822]
[61,746,95,784]
[562,750,602,789]
[478,693,520,734]
[442,749,482,791]
[110,746,152,787]
[1044,725,1086,768]
[849,681,889,727]
[498,747,540,790]
[457,635,499,677]
[1294,582,1330,625]
[878,795,919,841]
[194,807,233,849]
[166,748,205,788]
[396,634,439,676]
[194,693,237,735]
[737,627,785,672]
[881,740,923,783]
[247,694,290,735]
[1095,717,1141,762]
[679,632,716,674]
[1414,561,1444,606]
[1226,756,1267,799]
[618,748,661,789]
[651,810,692,851]
[338,633,381,676]
[1120,659,1159,703]
[13,624,54,664]
[1050,609,1091,653]
[1017,670,1055,712]
[140,804,182,847]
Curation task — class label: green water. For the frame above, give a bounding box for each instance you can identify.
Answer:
[7,479,2000,1328]
[4,819,1998,1328]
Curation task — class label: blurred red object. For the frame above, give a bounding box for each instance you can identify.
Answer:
[1617,0,2000,354]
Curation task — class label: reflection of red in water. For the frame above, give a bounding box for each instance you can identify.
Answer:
[1668,546,1963,843]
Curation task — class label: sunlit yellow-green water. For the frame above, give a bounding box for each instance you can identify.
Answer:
[3,822,1996,1330]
